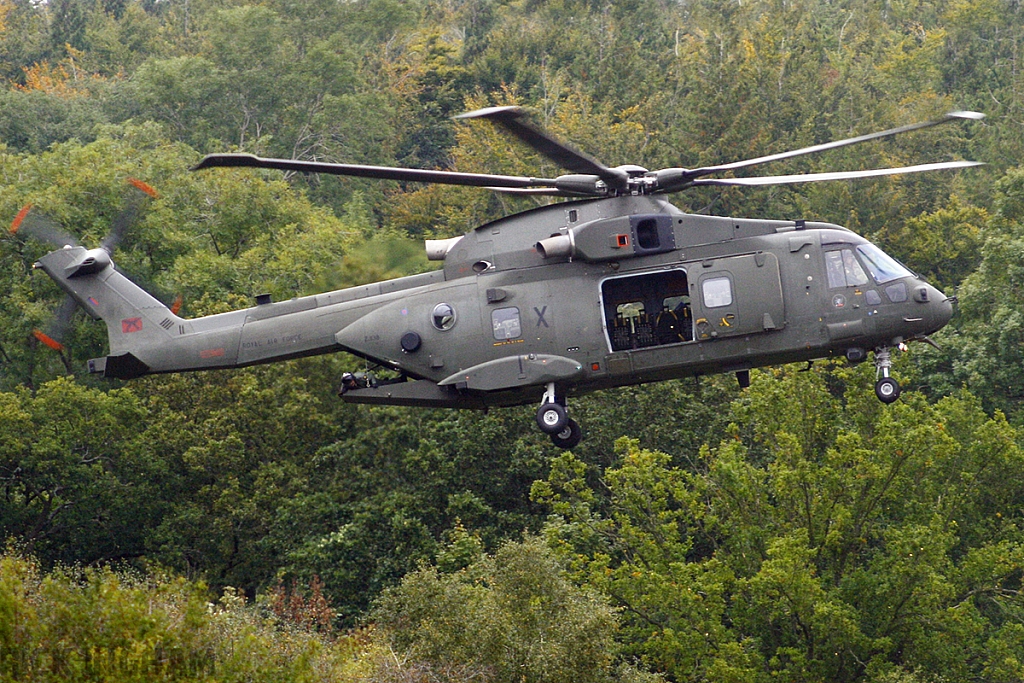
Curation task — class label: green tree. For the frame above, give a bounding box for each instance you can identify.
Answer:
[871,196,988,292]
[0,378,156,566]
[278,404,552,622]
[134,365,346,595]
[48,0,87,56]
[919,167,1024,416]
[373,535,651,683]
[535,365,1024,682]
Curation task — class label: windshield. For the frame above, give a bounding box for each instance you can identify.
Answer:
[856,243,913,284]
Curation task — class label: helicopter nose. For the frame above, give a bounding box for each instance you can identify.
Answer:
[913,282,953,333]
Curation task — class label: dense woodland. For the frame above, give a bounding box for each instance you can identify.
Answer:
[2,0,1024,680]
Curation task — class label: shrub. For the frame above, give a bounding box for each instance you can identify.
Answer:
[372,535,654,683]
[0,548,371,682]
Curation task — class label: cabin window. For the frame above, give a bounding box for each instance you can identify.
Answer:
[702,277,733,308]
[602,270,692,351]
[431,303,457,330]
[492,307,522,340]
[825,249,869,288]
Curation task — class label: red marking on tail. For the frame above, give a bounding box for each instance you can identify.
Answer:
[121,317,143,333]
[127,178,159,198]
[170,294,183,315]
[10,204,32,234]
[33,330,65,351]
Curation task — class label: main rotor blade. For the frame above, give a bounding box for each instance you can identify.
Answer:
[487,187,580,196]
[655,111,985,192]
[456,106,629,191]
[193,154,560,191]
[688,160,984,187]
[697,111,983,176]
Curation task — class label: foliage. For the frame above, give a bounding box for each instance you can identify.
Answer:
[534,365,1024,682]
[0,547,374,682]
[1,0,1024,680]
[0,378,154,566]
[918,167,1024,417]
[372,535,654,683]
[871,195,988,292]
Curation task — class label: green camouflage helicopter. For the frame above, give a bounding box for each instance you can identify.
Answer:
[27,107,981,448]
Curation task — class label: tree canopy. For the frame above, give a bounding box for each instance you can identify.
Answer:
[2,0,1024,681]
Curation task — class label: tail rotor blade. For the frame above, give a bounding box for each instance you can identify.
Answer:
[32,329,65,352]
[10,204,32,234]
[50,295,78,342]
[9,205,79,248]
[127,178,159,199]
[32,295,78,353]
[101,178,159,252]
[102,202,142,252]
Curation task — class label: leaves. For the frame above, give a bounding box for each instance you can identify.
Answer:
[373,535,630,683]
[1,1,1024,680]
[534,366,1024,682]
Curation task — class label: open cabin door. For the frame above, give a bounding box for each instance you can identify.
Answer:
[601,269,693,352]
[693,252,785,340]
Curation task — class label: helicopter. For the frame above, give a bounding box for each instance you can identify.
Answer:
[28,106,982,449]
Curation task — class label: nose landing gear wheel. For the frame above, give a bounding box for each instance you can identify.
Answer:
[536,402,568,434]
[873,346,902,404]
[875,376,901,403]
[550,418,582,449]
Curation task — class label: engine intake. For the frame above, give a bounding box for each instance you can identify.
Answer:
[535,214,677,262]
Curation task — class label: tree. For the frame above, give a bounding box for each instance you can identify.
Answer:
[534,365,1024,682]
[918,167,1024,416]
[48,0,87,56]
[0,378,157,566]
[871,196,987,292]
[372,535,652,683]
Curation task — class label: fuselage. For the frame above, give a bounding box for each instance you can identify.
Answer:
[332,194,952,407]
[36,195,952,409]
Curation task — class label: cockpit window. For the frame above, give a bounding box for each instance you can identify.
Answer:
[825,249,869,288]
[856,244,913,284]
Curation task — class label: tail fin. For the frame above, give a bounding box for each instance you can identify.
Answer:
[34,246,182,378]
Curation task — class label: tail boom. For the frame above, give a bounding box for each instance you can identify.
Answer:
[33,246,398,379]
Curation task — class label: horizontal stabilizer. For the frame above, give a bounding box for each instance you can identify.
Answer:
[88,353,151,379]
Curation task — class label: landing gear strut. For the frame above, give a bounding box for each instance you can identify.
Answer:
[873,347,901,404]
[536,383,582,449]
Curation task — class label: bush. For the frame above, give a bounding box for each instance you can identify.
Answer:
[0,548,370,682]
[372,535,655,683]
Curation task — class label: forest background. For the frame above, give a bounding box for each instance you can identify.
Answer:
[1,0,1024,681]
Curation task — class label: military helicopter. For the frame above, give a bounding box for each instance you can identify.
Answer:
[28,106,982,448]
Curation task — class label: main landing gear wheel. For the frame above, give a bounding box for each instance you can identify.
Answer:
[875,377,901,403]
[550,418,582,449]
[536,401,567,434]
